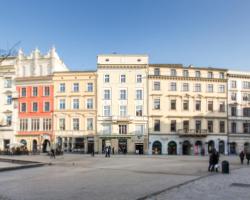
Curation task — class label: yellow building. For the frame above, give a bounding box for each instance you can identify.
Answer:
[148,64,228,155]
[97,55,148,154]
[53,71,97,153]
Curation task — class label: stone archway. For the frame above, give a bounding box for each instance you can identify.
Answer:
[20,139,27,147]
[152,141,162,155]
[42,139,50,153]
[32,140,37,152]
[229,142,237,155]
[182,140,192,155]
[194,140,203,155]
[168,141,177,155]
[208,140,215,153]
[219,140,225,154]
[244,142,250,153]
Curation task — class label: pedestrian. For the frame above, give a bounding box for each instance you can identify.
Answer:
[108,146,111,157]
[50,148,56,159]
[214,150,220,172]
[239,151,245,164]
[246,152,250,165]
[208,149,216,172]
[105,146,108,157]
[112,147,114,155]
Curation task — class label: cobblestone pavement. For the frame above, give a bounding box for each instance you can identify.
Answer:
[0,154,245,200]
[146,167,250,200]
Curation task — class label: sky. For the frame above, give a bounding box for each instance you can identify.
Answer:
[0,0,250,71]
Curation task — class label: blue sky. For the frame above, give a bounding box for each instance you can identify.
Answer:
[0,0,250,71]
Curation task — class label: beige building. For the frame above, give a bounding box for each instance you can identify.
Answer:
[97,55,148,154]
[148,64,228,155]
[53,71,97,153]
[228,71,250,154]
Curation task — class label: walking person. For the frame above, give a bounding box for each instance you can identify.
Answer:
[105,146,108,157]
[112,147,114,155]
[214,150,220,172]
[246,152,250,165]
[108,146,111,157]
[208,149,216,172]
[239,150,245,165]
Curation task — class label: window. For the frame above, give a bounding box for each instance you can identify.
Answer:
[120,90,127,100]
[120,105,127,116]
[120,75,126,83]
[44,102,50,112]
[43,118,52,131]
[183,120,189,133]
[104,89,111,100]
[59,83,65,92]
[136,74,142,83]
[73,99,79,109]
[104,106,111,116]
[20,119,28,131]
[183,100,189,111]
[242,81,250,89]
[59,99,65,110]
[154,81,160,91]
[21,88,26,97]
[21,103,26,112]
[73,118,79,130]
[171,100,176,110]
[154,120,160,131]
[87,118,93,130]
[207,84,213,93]
[6,115,12,126]
[154,68,160,76]
[170,69,176,76]
[87,83,93,92]
[243,123,250,133]
[135,125,144,135]
[183,70,189,77]
[208,72,213,78]
[218,85,225,93]
[220,121,225,133]
[33,102,38,112]
[194,83,201,92]
[44,86,50,96]
[231,81,237,89]
[7,95,12,105]
[195,120,201,133]
[104,74,110,83]
[182,83,189,91]
[208,121,213,133]
[154,99,160,110]
[4,78,12,88]
[136,105,143,116]
[170,82,177,91]
[231,106,237,116]
[170,120,176,132]
[243,108,250,117]
[242,93,250,101]
[87,99,93,109]
[32,87,38,96]
[59,118,65,130]
[136,89,143,100]
[231,122,237,133]
[31,119,40,131]
[231,93,237,101]
[119,125,127,134]
[195,100,201,111]
[103,124,111,135]
[195,71,201,78]
[208,101,213,111]
[219,102,225,112]
[73,83,79,92]
[219,72,225,79]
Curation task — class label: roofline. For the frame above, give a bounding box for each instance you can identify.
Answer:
[97,54,148,57]
[149,64,227,71]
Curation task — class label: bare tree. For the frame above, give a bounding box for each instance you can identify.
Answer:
[0,41,21,64]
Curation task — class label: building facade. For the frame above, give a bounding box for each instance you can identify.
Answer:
[15,48,68,151]
[0,57,18,150]
[53,71,97,153]
[228,71,250,154]
[97,55,149,154]
[148,65,228,155]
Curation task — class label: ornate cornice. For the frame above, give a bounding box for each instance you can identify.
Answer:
[148,75,227,82]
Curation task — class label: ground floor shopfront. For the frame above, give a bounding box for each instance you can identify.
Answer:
[97,135,148,154]
[0,130,15,150]
[228,134,250,155]
[149,134,228,155]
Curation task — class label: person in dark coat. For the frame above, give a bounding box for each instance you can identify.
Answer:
[214,150,220,172]
[246,152,250,165]
[208,149,216,172]
[108,146,111,157]
[239,151,245,164]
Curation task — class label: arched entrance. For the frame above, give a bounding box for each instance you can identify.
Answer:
[194,141,203,155]
[208,140,215,153]
[219,140,225,154]
[229,142,237,155]
[118,139,127,154]
[168,141,177,155]
[20,139,27,147]
[152,141,162,155]
[42,139,50,153]
[32,140,37,152]
[182,140,192,155]
[244,142,250,153]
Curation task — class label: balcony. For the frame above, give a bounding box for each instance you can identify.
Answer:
[112,116,133,123]
[177,129,208,137]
